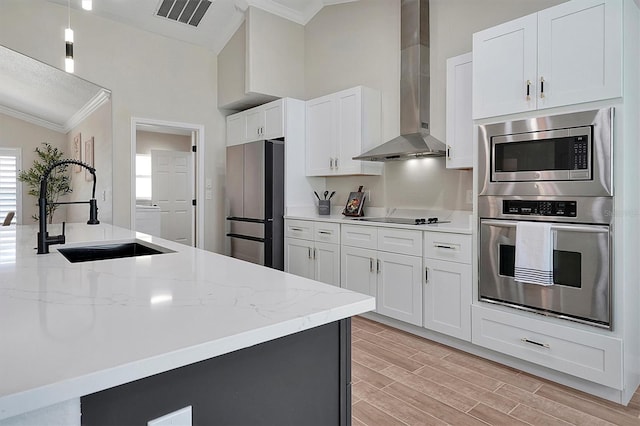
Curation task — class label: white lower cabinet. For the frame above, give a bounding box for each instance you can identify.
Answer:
[284,237,316,280]
[423,259,471,341]
[377,251,423,326]
[284,220,340,286]
[341,225,423,326]
[422,232,473,341]
[341,245,377,298]
[472,304,623,389]
[313,241,341,286]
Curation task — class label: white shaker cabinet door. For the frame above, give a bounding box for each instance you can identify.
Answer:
[423,259,472,341]
[284,238,314,280]
[226,113,246,147]
[446,52,473,169]
[245,108,264,143]
[306,95,336,176]
[314,241,341,287]
[376,252,422,327]
[262,99,284,140]
[341,246,377,300]
[472,13,537,119]
[334,88,362,174]
[537,0,622,109]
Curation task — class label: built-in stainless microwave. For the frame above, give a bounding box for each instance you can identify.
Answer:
[478,108,613,197]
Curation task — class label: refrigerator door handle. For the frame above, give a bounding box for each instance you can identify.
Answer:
[226,217,266,224]
[226,233,266,243]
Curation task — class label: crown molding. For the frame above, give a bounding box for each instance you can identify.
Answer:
[64,89,111,132]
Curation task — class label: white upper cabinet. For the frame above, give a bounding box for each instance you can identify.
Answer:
[306,86,383,176]
[226,113,246,147]
[306,95,335,175]
[536,0,622,109]
[473,14,537,119]
[446,52,473,169]
[226,99,284,146]
[473,0,622,119]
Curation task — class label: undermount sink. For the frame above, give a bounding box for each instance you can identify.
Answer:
[58,240,174,263]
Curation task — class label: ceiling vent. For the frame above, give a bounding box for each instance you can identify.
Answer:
[156,0,212,27]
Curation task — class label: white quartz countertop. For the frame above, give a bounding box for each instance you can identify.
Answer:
[0,224,375,420]
[285,208,473,234]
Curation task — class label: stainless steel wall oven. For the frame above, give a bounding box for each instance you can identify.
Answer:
[478,109,614,329]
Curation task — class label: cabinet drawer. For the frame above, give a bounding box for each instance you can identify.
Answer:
[341,225,377,250]
[314,222,340,244]
[424,232,471,264]
[378,228,422,257]
[472,305,622,389]
[285,220,313,240]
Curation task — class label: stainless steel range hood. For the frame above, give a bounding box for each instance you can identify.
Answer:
[354,0,446,162]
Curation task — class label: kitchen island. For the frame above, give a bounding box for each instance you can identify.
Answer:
[0,224,375,425]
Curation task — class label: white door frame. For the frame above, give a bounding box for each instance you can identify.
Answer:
[131,117,205,248]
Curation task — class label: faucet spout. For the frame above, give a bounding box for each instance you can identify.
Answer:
[37,159,100,254]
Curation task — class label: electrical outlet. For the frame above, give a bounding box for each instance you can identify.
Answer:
[466,189,473,204]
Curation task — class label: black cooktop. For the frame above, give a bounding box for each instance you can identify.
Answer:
[351,217,450,225]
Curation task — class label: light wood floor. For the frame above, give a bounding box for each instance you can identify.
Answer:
[351,316,640,426]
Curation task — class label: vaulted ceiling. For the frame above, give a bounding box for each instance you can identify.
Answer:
[46,0,359,54]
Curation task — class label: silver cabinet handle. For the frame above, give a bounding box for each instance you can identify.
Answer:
[313,248,316,259]
[540,77,545,99]
[290,227,303,232]
[318,231,332,235]
[308,247,311,259]
[526,79,532,101]
[447,145,451,158]
[335,157,339,169]
[425,267,429,283]
[329,158,334,169]
[369,258,373,272]
[521,337,550,349]
[376,259,380,273]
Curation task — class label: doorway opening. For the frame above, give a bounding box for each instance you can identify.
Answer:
[131,118,205,248]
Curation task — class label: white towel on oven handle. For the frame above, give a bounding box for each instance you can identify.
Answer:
[514,221,554,286]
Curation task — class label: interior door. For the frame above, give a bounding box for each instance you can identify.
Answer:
[152,150,194,246]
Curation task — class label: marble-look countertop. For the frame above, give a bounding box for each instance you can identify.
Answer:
[285,207,473,234]
[0,224,375,420]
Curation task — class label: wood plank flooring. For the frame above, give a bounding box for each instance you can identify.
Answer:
[351,316,640,426]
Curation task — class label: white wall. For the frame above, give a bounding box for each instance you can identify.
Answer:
[0,0,226,252]
[0,112,67,224]
[136,131,191,155]
[67,100,112,224]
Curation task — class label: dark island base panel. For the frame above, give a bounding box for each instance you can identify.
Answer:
[81,318,352,426]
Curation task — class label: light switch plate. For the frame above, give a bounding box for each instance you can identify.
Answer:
[147,406,192,426]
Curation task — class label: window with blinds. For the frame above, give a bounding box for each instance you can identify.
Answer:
[0,148,20,225]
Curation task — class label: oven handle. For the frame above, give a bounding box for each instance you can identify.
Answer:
[480,220,609,233]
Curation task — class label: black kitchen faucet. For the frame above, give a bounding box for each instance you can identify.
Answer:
[37,159,100,254]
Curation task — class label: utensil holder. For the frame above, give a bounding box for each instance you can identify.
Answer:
[318,200,331,215]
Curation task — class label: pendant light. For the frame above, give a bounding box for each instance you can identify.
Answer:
[82,0,92,11]
[65,0,74,73]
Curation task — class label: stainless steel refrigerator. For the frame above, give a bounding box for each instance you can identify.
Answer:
[226,140,284,270]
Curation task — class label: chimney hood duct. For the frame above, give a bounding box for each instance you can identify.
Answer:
[354,0,446,161]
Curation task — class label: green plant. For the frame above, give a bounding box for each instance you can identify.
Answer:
[18,142,72,224]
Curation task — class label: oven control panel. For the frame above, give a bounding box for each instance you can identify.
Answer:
[502,200,577,217]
